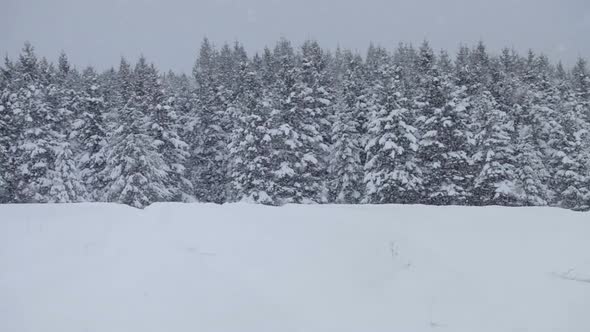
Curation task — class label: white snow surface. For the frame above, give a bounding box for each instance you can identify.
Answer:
[0,203,589,332]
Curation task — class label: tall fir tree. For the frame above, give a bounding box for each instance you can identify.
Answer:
[266,38,304,203]
[552,95,590,210]
[76,67,109,200]
[228,63,276,204]
[147,64,192,202]
[191,38,230,203]
[45,52,87,202]
[99,57,172,207]
[364,55,422,204]
[472,92,519,205]
[0,57,14,202]
[328,51,365,203]
[290,40,332,203]
[9,43,57,202]
[414,41,473,204]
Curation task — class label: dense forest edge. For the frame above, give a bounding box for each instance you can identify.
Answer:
[0,39,589,210]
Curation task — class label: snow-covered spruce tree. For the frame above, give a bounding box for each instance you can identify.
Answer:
[327,46,345,87]
[0,57,14,202]
[0,55,34,202]
[265,38,304,203]
[75,66,109,200]
[100,104,171,208]
[0,100,6,201]
[509,53,554,206]
[571,58,590,101]
[328,51,365,203]
[116,57,134,106]
[454,45,471,89]
[191,38,230,203]
[414,44,444,203]
[163,71,198,201]
[468,41,493,93]
[212,43,242,164]
[1,55,23,202]
[438,49,454,78]
[538,80,571,206]
[414,41,473,205]
[391,43,418,93]
[230,42,250,102]
[0,149,5,202]
[289,40,333,203]
[99,57,171,208]
[472,91,519,206]
[217,43,235,100]
[571,59,590,155]
[259,46,276,89]
[227,62,276,204]
[364,56,422,204]
[433,86,476,205]
[551,93,590,211]
[7,43,56,202]
[144,62,192,202]
[44,52,87,203]
[513,115,550,206]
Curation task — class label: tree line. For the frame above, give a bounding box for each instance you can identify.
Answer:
[1,39,589,210]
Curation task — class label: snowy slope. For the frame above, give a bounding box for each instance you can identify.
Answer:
[0,203,589,332]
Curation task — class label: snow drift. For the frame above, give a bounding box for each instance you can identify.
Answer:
[0,203,589,332]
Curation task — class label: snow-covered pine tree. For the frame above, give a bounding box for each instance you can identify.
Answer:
[98,66,119,113]
[259,46,276,88]
[290,40,332,203]
[472,91,519,206]
[557,118,590,210]
[392,43,418,92]
[513,115,550,206]
[0,56,15,202]
[227,62,276,204]
[163,72,197,201]
[571,59,590,160]
[217,43,235,99]
[231,42,250,100]
[76,66,109,200]
[328,50,365,203]
[571,58,590,101]
[468,41,492,93]
[266,38,303,204]
[364,53,422,204]
[191,38,230,203]
[415,41,473,205]
[0,60,9,202]
[45,52,87,202]
[99,57,171,208]
[8,43,57,202]
[510,53,554,205]
[116,57,134,106]
[431,85,475,205]
[454,45,471,89]
[146,63,192,202]
[551,85,590,210]
[458,45,496,191]
[438,49,454,77]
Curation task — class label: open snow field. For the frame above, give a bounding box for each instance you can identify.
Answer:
[1,203,589,332]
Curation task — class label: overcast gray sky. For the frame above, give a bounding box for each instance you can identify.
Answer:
[2,0,589,72]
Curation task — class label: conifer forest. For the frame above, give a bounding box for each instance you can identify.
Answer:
[1,39,589,210]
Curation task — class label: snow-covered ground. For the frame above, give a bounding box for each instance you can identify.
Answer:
[0,203,589,332]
